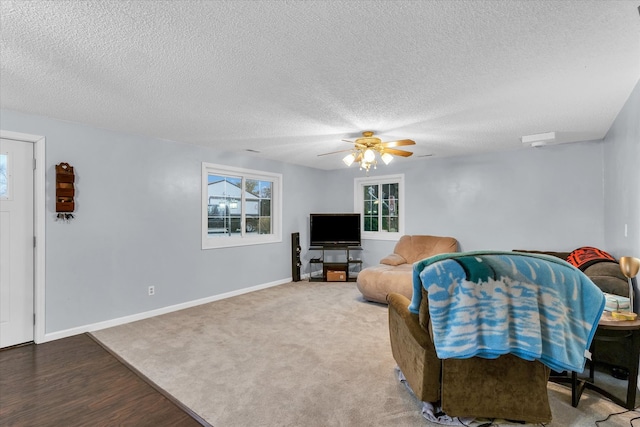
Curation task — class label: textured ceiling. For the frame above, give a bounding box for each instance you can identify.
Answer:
[1,0,639,170]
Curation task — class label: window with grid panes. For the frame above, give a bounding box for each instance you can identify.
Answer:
[354,174,404,240]
[202,163,282,249]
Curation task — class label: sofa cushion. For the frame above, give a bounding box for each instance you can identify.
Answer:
[380,253,407,266]
[583,261,628,296]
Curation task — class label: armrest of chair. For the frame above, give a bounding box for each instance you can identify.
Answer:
[387,292,432,349]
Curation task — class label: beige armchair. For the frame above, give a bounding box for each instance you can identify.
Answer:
[388,290,552,423]
[356,235,458,303]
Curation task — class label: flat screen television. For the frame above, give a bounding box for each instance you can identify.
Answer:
[309,213,361,247]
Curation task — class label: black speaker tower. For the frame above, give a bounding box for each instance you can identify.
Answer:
[291,232,302,281]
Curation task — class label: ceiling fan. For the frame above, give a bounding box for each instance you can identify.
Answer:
[318,131,416,173]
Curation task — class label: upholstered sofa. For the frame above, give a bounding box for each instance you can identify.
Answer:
[513,249,628,296]
[356,235,458,304]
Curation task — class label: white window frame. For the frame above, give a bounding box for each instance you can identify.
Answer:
[202,162,282,249]
[354,173,405,241]
[0,151,12,200]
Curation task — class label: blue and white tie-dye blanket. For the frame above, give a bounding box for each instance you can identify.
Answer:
[408,251,606,373]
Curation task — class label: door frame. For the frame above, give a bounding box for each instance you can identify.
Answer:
[0,130,46,344]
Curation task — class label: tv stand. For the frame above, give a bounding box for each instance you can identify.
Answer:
[308,246,362,282]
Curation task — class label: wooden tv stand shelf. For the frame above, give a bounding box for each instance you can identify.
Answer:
[308,246,362,282]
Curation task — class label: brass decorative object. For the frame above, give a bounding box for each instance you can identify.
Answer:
[619,256,640,317]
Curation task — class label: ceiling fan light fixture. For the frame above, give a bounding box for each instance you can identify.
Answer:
[323,131,415,174]
[343,153,355,166]
[363,148,376,163]
[359,159,376,172]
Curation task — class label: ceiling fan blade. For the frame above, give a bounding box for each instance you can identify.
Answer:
[343,139,371,149]
[383,148,414,157]
[380,139,415,148]
[317,149,354,157]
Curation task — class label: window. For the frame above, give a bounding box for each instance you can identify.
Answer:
[354,174,404,241]
[202,163,282,249]
[0,153,7,199]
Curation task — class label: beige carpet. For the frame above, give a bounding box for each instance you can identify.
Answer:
[92,281,639,427]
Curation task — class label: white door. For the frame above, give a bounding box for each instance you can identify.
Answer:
[0,138,34,348]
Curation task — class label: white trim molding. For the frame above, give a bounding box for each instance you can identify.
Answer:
[42,278,291,343]
[0,130,46,344]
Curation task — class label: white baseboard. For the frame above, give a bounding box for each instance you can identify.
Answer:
[40,278,293,343]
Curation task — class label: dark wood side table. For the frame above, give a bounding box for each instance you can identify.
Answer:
[552,312,640,410]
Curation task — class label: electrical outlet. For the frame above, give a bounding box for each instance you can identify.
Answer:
[148,285,155,296]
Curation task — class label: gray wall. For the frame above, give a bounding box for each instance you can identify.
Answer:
[603,79,640,259]
[2,81,638,337]
[331,141,606,266]
[1,110,325,333]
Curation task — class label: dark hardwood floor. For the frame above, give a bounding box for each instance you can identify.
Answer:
[0,333,209,427]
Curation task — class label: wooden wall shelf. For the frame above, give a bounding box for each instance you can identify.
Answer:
[56,163,75,213]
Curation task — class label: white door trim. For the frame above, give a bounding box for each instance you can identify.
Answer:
[0,130,45,344]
